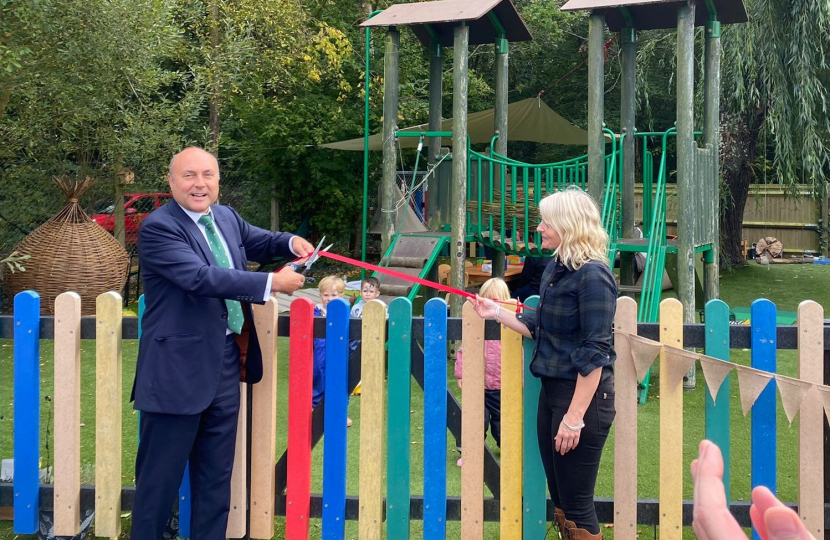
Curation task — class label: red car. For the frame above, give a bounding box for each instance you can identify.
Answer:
[91,192,172,244]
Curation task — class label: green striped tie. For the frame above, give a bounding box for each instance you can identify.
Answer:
[198,214,244,334]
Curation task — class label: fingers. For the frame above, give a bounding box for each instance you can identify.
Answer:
[272,267,305,294]
[751,486,811,540]
[292,236,315,257]
[692,440,746,540]
[554,424,580,455]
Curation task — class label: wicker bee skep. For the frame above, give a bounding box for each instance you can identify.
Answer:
[5,176,129,315]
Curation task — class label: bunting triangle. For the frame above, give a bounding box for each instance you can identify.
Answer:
[625,333,663,384]
[699,354,734,404]
[774,375,814,424]
[663,346,699,390]
[735,364,774,416]
[816,385,830,427]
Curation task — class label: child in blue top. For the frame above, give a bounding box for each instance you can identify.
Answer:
[313,275,353,426]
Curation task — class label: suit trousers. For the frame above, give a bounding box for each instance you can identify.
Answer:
[537,374,615,535]
[131,334,241,540]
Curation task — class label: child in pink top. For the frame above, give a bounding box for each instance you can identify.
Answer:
[455,278,512,465]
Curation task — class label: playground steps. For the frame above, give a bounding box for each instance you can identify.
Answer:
[374,232,449,304]
[613,237,678,253]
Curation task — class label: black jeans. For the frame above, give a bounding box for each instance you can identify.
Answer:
[484,389,501,447]
[537,374,615,535]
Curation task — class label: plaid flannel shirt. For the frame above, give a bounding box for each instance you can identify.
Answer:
[516,257,617,380]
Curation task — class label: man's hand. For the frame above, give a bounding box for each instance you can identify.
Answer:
[692,439,816,540]
[271,267,305,295]
[291,236,315,258]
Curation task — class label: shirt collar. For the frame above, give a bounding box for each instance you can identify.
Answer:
[176,201,213,225]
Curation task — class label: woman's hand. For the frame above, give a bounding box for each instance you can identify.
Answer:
[470,295,498,319]
[554,413,583,455]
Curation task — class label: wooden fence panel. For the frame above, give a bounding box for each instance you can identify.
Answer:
[500,303,523,540]
[53,292,81,536]
[95,292,122,538]
[614,297,638,540]
[460,301,485,540]
[751,298,778,525]
[321,298,350,540]
[423,298,448,540]
[249,299,280,539]
[659,298,683,540]
[522,296,547,540]
[13,291,40,534]
[798,300,824,538]
[286,298,314,539]
[387,298,413,539]
[358,300,387,540]
[704,299,731,500]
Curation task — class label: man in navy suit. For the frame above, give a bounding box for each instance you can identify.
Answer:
[130,147,313,539]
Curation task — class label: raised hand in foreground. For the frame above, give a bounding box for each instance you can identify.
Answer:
[692,439,815,540]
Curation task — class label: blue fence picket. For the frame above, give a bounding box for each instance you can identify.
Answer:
[521,296,546,540]
[704,299,731,501]
[138,294,191,537]
[751,299,777,540]
[14,291,40,534]
[321,298,351,540]
[423,298,448,540]
[386,298,413,539]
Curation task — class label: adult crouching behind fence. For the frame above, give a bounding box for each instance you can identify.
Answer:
[470,187,617,540]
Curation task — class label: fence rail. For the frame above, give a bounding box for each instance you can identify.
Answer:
[1,292,830,540]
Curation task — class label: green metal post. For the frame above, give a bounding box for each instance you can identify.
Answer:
[677,1,697,386]
[620,26,637,287]
[587,13,606,208]
[491,31,508,278]
[362,10,383,280]
[381,27,400,252]
[703,17,722,302]
[450,24,469,317]
[427,42,443,232]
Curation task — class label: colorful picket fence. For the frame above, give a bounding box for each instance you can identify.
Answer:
[1,291,828,540]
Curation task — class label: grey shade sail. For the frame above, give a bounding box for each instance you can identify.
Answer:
[560,0,748,31]
[361,0,532,46]
[320,98,592,151]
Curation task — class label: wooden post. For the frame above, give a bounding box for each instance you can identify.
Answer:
[381,27,401,252]
[620,27,637,286]
[114,173,126,248]
[450,23,469,317]
[95,292,122,538]
[703,18,722,300]
[676,2,697,327]
[587,12,606,207]
[659,299,683,540]
[54,292,82,536]
[270,184,279,232]
[491,33,509,278]
[613,297,638,540]
[427,41,443,232]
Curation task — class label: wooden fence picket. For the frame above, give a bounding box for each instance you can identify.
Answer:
[704,299,731,500]
[460,301,485,540]
[613,296,638,540]
[659,298,683,540]
[500,302,523,540]
[423,298,448,540]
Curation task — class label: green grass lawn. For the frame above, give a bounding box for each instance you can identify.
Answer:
[0,262,827,539]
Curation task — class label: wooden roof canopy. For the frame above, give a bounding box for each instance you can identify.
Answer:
[360,0,532,47]
[560,0,748,32]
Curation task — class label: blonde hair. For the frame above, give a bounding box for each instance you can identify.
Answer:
[479,278,510,301]
[318,275,345,294]
[538,187,609,269]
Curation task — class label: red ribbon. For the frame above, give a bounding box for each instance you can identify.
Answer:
[317,250,535,312]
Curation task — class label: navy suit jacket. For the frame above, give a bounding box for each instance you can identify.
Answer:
[132,202,295,415]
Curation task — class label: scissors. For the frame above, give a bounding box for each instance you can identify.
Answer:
[287,236,333,276]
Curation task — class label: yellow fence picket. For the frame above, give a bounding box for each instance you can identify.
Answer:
[359,301,386,540]
[460,302,485,539]
[54,292,82,536]
[95,292,122,537]
[614,297,638,540]
[659,299,683,540]
[500,303,522,540]
[797,300,824,538]
[250,299,279,539]
[226,384,247,538]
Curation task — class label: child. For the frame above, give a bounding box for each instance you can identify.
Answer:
[454,277,511,466]
[313,275,353,426]
[350,276,381,318]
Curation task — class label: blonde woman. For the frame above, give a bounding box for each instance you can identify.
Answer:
[471,187,617,540]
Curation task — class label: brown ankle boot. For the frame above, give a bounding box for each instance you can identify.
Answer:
[555,509,577,540]
[568,525,604,540]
